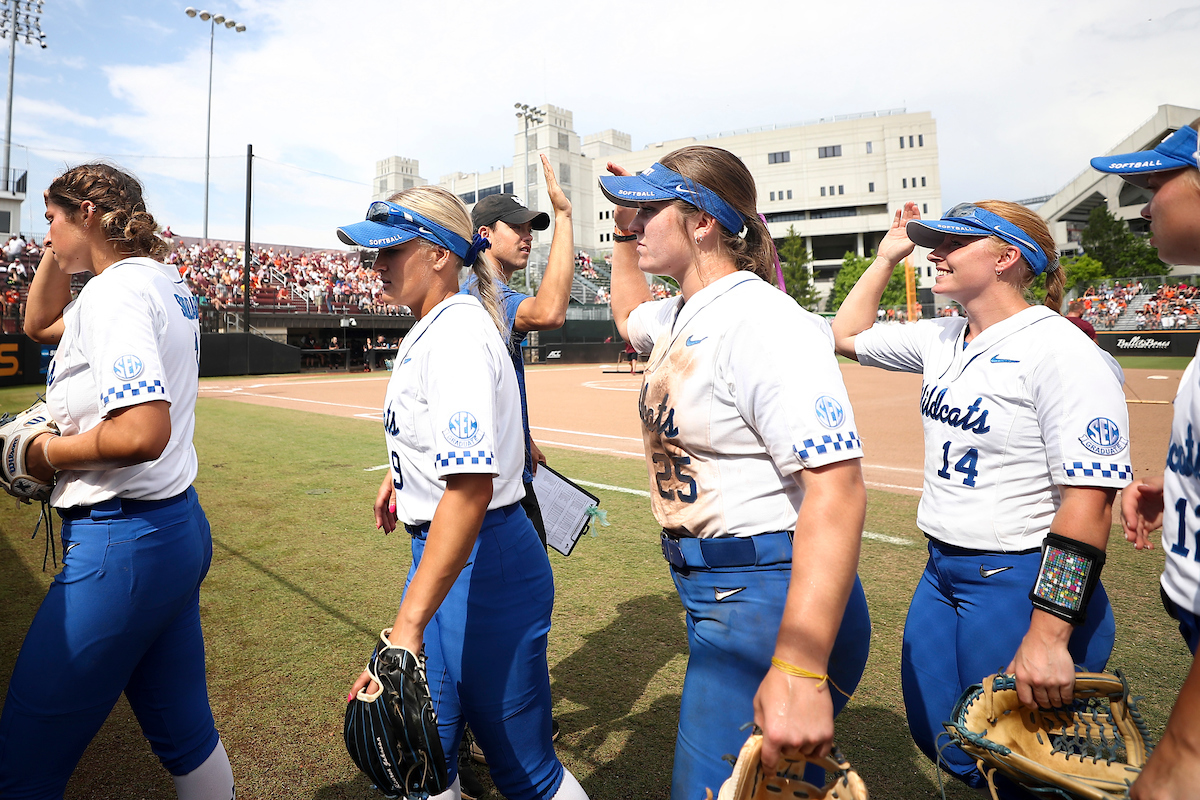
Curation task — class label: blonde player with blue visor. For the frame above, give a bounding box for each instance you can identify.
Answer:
[832,199,1129,797]
[340,188,588,800]
[605,145,871,800]
[1098,117,1200,800]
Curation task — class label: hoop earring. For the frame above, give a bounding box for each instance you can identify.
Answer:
[995,269,1003,277]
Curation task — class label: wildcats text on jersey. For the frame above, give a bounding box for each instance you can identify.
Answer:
[920,384,992,434]
[639,384,680,438]
[1167,424,1200,478]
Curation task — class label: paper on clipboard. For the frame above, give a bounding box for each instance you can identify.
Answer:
[530,464,601,556]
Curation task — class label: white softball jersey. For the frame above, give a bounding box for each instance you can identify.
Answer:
[855,305,1131,552]
[46,257,200,507]
[626,271,862,539]
[383,294,526,526]
[1161,343,1200,616]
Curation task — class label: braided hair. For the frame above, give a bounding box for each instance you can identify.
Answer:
[45,163,169,260]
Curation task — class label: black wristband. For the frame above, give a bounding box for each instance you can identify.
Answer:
[1029,532,1106,625]
[613,232,637,243]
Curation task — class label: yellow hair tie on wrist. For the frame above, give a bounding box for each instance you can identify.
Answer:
[770,657,852,699]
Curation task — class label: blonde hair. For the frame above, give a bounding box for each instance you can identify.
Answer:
[974,200,1064,313]
[658,146,777,284]
[386,185,506,334]
[46,163,168,260]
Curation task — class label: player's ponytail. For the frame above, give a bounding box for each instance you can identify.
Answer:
[660,146,777,285]
[46,163,170,260]
[387,185,508,335]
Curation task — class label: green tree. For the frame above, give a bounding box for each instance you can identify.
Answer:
[1058,254,1107,294]
[1080,205,1167,278]
[826,250,906,313]
[777,225,819,310]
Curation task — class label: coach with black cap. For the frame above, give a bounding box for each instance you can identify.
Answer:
[466,154,575,548]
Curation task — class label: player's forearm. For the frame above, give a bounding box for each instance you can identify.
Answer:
[774,461,866,669]
[610,240,649,341]
[830,255,903,359]
[391,474,493,641]
[31,401,172,480]
[521,209,575,331]
[23,248,71,344]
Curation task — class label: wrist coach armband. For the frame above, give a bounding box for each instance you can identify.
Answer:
[1029,532,1106,625]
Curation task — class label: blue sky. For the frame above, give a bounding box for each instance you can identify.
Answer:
[6,0,1198,249]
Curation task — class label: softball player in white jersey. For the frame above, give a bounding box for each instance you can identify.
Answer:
[0,164,233,799]
[833,200,1128,796]
[340,188,587,800]
[1101,118,1200,800]
[605,145,871,800]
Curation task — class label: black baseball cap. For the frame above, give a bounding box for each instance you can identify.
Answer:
[472,194,550,231]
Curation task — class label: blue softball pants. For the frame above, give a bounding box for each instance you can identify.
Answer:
[407,502,564,800]
[662,532,872,800]
[901,539,1115,796]
[0,488,222,799]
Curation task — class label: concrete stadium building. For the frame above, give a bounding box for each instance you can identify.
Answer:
[1038,103,1200,275]
[373,105,943,303]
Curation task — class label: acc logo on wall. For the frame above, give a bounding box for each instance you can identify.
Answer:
[443,411,482,448]
[814,395,845,429]
[113,354,144,381]
[1080,417,1128,457]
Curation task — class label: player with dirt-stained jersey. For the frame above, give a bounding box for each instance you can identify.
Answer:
[606,145,871,800]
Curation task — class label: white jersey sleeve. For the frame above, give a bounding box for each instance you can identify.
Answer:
[728,310,860,474]
[855,318,964,374]
[425,317,501,479]
[77,269,176,413]
[1028,335,1132,488]
[626,297,682,354]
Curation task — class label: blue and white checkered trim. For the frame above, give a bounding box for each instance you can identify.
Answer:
[100,379,164,407]
[436,450,495,468]
[1063,461,1132,480]
[793,431,861,461]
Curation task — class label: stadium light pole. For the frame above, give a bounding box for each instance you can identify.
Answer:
[515,102,544,292]
[1,0,45,196]
[184,7,246,241]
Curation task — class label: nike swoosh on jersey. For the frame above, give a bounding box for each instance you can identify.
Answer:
[990,355,1020,363]
[714,587,746,601]
[685,335,707,347]
[402,358,412,365]
[979,565,1014,578]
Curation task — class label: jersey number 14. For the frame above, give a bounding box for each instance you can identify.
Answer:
[937,441,979,487]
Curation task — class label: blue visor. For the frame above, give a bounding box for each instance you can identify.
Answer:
[906,203,1052,276]
[598,162,746,236]
[1090,125,1199,189]
[337,201,471,259]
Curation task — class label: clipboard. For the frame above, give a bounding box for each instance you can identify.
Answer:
[530,464,601,556]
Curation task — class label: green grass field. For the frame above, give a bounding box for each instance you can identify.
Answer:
[0,383,1192,800]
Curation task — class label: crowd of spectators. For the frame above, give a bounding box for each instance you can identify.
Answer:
[166,238,408,316]
[1078,281,1200,331]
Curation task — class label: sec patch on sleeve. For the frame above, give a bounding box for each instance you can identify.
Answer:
[113,354,144,381]
[443,411,483,448]
[814,396,845,429]
[1079,417,1128,457]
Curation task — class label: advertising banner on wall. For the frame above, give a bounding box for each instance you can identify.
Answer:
[1096,331,1200,358]
[0,335,53,387]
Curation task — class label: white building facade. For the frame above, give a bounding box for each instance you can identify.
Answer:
[374,105,944,300]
